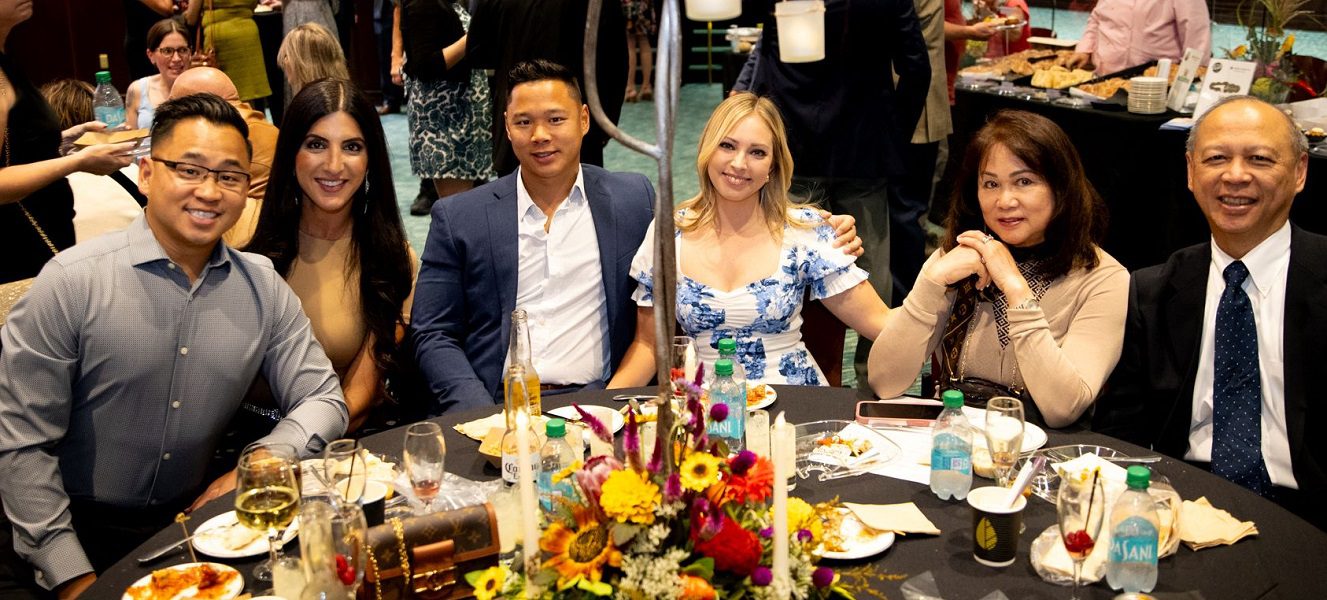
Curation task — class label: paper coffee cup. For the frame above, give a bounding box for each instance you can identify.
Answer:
[968,486,1027,567]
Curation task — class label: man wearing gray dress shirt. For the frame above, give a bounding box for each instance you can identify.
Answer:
[0,94,348,598]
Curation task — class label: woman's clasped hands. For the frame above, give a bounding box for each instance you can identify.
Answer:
[923,230,1034,307]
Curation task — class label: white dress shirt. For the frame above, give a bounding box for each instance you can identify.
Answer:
[1188,222,1297,489]
[513,167,610,385]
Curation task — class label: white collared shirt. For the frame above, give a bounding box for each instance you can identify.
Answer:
[1187,221,1297,489]
[512,166,609,385]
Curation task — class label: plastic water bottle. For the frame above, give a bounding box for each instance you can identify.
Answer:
[929,389,973,500]
[704,337,747,390]
[707,358,746,453]
[538,418,578,511]
[92,57,125,129]
[1107,466,1160,593]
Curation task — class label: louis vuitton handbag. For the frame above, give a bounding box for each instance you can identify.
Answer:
[360,503,500,600]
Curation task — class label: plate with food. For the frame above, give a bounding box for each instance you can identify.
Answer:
[547,404,625,434]
[818,507,896,560]
[122,562,244,600]
[191,510,298,559]
[745,383,777,411]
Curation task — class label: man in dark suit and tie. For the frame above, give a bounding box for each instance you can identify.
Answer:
[1098,96,1326,530]
[410,60,655,414]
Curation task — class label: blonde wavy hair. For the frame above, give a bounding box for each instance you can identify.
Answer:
[677,92,816,236]
[277,23,349,96]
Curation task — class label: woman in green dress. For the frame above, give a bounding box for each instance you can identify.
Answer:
[186,0,272,102]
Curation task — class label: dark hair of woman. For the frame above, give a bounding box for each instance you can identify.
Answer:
[244,78,412,381]
[943,109,1106,280]
[146,17,190,51]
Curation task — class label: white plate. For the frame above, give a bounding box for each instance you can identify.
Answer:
[547,405,625,435]
[819,508,896,560]
[963,407,1049,453]
[191,511,298,559]
[746,384,777,411]
[122,562,244,600]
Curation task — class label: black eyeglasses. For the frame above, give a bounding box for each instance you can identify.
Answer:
[151,158,251,192]
[153,47,193,58]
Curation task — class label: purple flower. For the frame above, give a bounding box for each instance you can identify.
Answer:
[624,410,644,472]
[691,497,724,540]
[797,529,813,543]
[729,450,757,476]
[812,567,835,588]
[665,472,683,501]
[709,402,729,423]
[750,567,773,586]
[760,527,773,539]
[572,403,612,444]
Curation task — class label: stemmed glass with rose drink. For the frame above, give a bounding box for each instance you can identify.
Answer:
[404,422,447,513]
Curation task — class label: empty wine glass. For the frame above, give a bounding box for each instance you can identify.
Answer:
[323,439,367,504]
[1057,467,1106,600]
[984,396,1025,487]
[236,444,301,583]
[404,422,446,513]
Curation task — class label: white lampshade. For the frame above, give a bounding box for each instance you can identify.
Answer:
[775,0,826,63]
[685,0,741,22]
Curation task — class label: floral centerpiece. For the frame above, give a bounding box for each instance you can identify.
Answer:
[466,368,854,599]
[1224,0,1320,103]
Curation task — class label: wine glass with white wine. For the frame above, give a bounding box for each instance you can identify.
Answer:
[236,444,301,583]
[984,396,1025,487]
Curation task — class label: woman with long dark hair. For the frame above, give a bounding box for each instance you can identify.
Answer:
[243,78,415,431]
[867,110,1128,428]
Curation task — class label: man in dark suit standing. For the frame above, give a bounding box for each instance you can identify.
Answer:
[1098,96,1325,530]
[747,0,930,384]
[410,60,655,414]
[467,0,627,174]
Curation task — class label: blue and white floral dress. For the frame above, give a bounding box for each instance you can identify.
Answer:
[630,208,868,385]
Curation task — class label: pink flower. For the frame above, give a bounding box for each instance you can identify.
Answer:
[574,454,623,519]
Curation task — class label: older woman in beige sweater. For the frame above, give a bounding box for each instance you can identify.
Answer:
[868,110,1128,428]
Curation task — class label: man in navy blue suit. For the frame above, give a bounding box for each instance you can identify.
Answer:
[411,60,656,414]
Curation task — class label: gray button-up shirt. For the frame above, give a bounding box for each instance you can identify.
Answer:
[0,216,348,589]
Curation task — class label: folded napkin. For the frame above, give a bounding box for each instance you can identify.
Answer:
[455,412,549,441]
[842,502,941,535]
[1179,496,1258,550]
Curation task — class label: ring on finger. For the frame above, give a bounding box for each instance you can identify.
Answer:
[982,234,993,244]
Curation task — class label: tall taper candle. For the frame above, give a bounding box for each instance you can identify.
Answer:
[771,412,791,597]
[515,409,540,587]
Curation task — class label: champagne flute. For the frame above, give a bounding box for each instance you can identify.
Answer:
[236,445,301,583]
[404,422,447,513]
[1057,468,1105,600]
[984,396,1025,487]
[670,336,698,411]
[323,439,367,504]
[329,501,368,596]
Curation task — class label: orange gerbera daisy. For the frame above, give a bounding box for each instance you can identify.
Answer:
[723,456,774,504]
[540,504,623,584]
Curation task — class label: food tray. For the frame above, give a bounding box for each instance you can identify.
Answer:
[794,420,901,482]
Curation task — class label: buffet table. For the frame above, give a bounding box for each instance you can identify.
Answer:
[949,88,1327,271]
[92,387,1327,599]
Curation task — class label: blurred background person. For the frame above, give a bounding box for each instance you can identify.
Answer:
[868,110,1128,428]
[38,80,145,243]
[1067,0,1211,74]
[400,0,495,207]
[125,18,191,130]
[608,94,887,387]
[168,66,279,247]
[974,0,1029,58]
[283,0,338,38]
[240,78,417,438]
[0,1,135,284]
[277,22,350,110]
[374,0,403,114]
[185,0,272,106]
[124,0,175,79]
[622,0,655,102]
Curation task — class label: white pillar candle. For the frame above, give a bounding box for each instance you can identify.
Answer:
[771,412,792,597]
[515,410,540,586]
[684,0,740,21]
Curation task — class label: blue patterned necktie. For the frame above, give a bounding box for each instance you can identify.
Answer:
[1211,261,1272,496]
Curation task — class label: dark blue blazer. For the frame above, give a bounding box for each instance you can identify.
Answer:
[410,165,655,414]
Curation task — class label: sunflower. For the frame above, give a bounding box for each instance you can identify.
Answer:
[467,565,509,600]
[541,503,623,584]
[679,452,723,492]
[600,469,660,525]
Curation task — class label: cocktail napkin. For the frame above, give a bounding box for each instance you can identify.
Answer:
[1179,496,1258,550]
[455,412,550,441]
[842,502,941,535]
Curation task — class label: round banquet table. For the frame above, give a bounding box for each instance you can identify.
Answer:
[92,386,1327,599]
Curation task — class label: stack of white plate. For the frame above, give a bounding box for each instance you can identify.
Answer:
[1128,76,1168,114]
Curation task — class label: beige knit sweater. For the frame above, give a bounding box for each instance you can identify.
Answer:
[868,246,1129,428]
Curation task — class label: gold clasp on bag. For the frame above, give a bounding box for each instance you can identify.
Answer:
[411,539,458,597]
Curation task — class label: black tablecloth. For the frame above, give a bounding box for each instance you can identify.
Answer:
[91,387,1327,599]
[950,89,1327,272]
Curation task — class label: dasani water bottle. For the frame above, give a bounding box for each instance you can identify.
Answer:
[929,390,973,500]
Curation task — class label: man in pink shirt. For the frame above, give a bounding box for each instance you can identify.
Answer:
[1067,0,1211,74]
